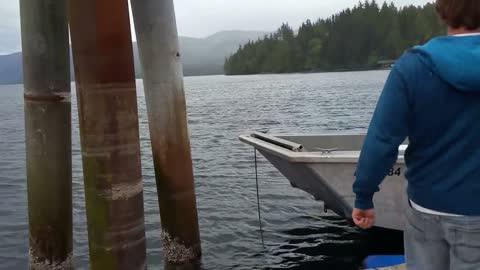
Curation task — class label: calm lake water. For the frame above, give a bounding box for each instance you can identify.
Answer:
[0,71,403,269]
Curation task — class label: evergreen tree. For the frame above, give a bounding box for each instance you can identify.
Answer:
[225,1,445,75]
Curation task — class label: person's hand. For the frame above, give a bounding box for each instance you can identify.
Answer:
[352,208,375,229]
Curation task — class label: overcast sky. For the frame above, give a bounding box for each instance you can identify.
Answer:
[1,0,432,54]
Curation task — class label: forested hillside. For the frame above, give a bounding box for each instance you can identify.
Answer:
[225,1,445,75]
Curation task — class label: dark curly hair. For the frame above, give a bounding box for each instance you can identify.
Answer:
[436,0,480,30]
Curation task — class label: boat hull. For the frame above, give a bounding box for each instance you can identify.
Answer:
[241,133,407,231]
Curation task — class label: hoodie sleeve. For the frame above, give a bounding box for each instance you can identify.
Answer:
[353,67,410,210]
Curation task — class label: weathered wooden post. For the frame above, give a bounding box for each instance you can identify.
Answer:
[69,0,147,269]
[19,0,73,268]
[131,0,202,266]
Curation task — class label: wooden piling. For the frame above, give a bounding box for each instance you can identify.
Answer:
[69,0,147,269]
[131,0,202,266]
[19,0,73,268]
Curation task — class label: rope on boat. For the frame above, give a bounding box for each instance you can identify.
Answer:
[254,147,265,247]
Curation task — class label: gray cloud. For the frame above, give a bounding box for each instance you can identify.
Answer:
[0,1,21,54]
[1,0,433,54]
[173,0,433,37]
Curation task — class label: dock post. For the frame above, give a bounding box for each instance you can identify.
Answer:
[69,0,147,268]
[19,0,73,268]
[131,0,202,266]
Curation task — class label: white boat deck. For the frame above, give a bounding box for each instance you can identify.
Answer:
[240,134,407,164]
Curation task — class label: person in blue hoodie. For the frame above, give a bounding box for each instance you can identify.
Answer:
[352,0,480,269]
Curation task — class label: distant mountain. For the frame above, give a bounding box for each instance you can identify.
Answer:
[0,52,23,85]
[179,31,269,76]
[0,30,268,85]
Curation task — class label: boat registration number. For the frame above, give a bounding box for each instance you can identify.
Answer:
[354,167,402,177]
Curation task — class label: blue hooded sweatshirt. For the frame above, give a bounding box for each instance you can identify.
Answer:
[353,35,480,215]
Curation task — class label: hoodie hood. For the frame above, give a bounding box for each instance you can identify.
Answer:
[413,35,480,92]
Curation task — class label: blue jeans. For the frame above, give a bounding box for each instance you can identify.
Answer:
[404,205,480,270]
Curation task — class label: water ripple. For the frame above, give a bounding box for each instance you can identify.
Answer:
[0,71,402,269]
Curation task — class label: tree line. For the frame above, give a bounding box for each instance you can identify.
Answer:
[224,1,445,75]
